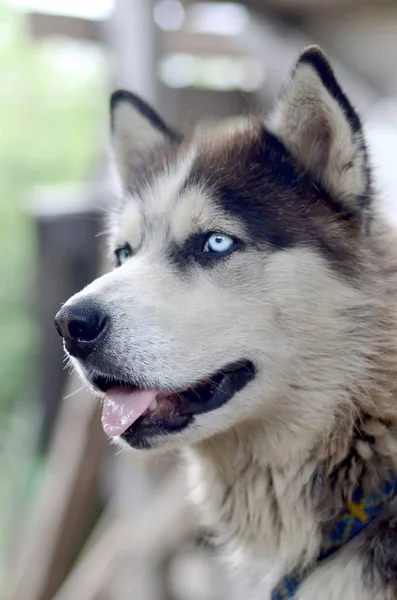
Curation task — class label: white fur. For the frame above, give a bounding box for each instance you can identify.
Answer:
[296,555,382,600]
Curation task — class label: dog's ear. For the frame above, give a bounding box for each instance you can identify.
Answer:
[268,46,371,216]
[110,90,182,187]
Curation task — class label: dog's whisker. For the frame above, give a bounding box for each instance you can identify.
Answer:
[63,385,86,400]
[95,229,113,238]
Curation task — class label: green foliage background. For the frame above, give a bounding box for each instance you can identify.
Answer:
[0,2,107,416]
[0,3,107,583]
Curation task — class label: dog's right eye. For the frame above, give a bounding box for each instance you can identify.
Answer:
[203,233,235,254]
[115,244,133,266]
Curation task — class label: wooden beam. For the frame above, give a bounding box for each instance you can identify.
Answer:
[266,0,395,14]
[104,5,176,599]
[28,12,105,44]
[26,184,106,452]
[181,0,394,15]
[7,375,106,600]
[159,11,380,116]
[303,6,397,96]
[106,0,157,98]
[162,31,239,56]
[50,472,194,600]
[230,11,381,115]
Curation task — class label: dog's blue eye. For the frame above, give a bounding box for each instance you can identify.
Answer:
[204,233,234,254]
[115,244,133,266]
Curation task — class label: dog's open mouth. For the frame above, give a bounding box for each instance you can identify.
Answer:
[91,360,255,441]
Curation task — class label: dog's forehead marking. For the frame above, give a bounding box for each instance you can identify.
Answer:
[168,125,265,242]
[117,124,277,251]
[119,200,142,248]
[170,186,251,243]
[118,148,196,246]
[169,185,213,242]
[141,148,197,218]
[119,138,251,248]
[114,121,360,279]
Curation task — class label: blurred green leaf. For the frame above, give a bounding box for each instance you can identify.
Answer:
[0,1,107,414]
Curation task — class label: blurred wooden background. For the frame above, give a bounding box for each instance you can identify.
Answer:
[4,1,397,599]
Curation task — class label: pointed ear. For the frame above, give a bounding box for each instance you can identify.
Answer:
[268,46,371,216]
[110,90,182,187]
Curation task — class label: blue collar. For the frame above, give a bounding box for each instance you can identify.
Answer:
[272,477,397,600]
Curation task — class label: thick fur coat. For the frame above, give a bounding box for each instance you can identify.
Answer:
[56,47,397,598]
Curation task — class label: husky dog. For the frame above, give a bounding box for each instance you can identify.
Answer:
[55,47,397,599]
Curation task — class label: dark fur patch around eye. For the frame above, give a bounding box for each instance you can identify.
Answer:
[168,233,243,271]
[115,121,362,277]
[217,186,296,250]
[183,123,361,276]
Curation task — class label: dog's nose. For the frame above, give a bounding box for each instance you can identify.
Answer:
[55,302,108,359]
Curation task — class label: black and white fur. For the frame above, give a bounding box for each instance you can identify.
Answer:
[58,47,397,599]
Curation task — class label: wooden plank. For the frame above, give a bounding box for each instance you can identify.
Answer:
[7,375,107,600]
[6,184,112,598]
[158,10,379,116]
[50,472,193,600]
[28,12,104,44]
[26,185,104,452]
[266,0,394,13]
[162,31,238,56]
[182,0,393,14]
[104,4,173,599]
[229,11,380,115]
[106,0,157,97]
[303,6,397,96]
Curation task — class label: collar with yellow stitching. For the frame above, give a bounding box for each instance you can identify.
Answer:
[272,478,397,600]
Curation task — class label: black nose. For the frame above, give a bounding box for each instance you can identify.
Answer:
[55,302,108,359]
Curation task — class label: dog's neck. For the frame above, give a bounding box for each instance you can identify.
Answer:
[185,246,397,594]
[185,407,397,593]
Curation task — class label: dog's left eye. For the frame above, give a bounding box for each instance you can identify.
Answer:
[203,233,235,254]
[115,244,133,266]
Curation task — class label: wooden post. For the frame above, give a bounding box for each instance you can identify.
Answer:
[27,184,106,453]
[49,472,193,600]
[6,184,110,600]
[7,375,106,600]
[106,3,174,598]
[107,0,157,97]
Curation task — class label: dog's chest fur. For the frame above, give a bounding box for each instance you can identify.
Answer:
[184,423,397,600]
[185,428,322,596]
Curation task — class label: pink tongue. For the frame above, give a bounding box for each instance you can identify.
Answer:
[102,387,158,437]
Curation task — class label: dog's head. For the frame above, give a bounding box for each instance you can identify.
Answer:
[55,47,377,451]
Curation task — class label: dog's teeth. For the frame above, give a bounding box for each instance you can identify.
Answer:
[150,398,158,411]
